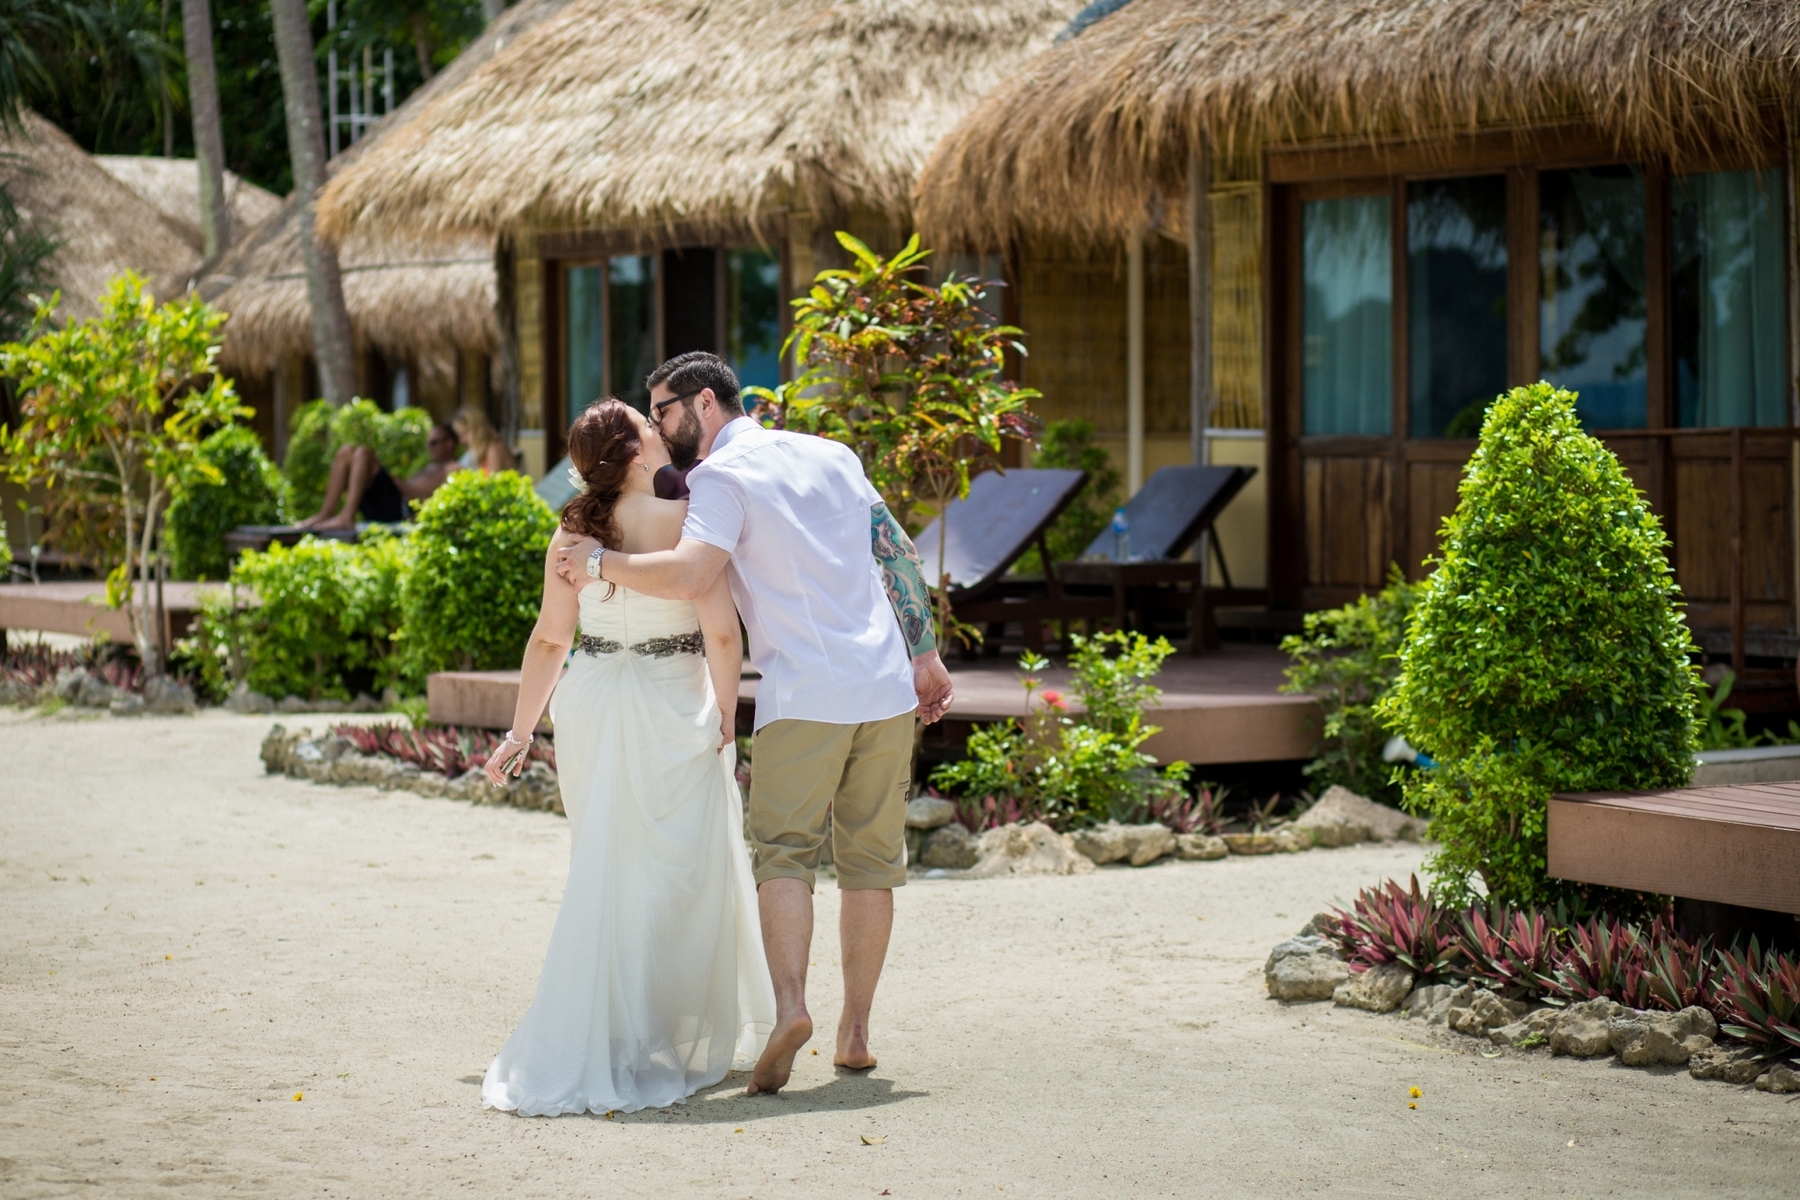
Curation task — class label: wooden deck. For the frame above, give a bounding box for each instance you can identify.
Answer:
[0,581,222,644]
[429,644,1321,766]
[1549,783,1800,914]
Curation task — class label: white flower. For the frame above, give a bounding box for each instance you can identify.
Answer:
[566,465,589,495]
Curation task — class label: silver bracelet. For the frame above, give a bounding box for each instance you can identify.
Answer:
[503,730,533,745]
[586,545,606,579]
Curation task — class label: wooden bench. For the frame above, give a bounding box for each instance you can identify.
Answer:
[0,581,223,648]
[1548,782,1800,915]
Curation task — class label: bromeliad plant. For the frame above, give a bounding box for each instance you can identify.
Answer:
[0,275,245,674]
[749,233,1037,643]
[1327,876,1462,984]
[334,721,556,779]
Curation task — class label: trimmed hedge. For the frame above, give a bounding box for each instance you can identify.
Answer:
[165,424,284,580]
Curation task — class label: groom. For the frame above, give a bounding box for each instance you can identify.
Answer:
[554,351,953,1094]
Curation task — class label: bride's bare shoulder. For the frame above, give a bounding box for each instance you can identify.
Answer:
[616,494,687,552]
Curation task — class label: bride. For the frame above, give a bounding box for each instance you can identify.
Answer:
[479,398,775,1115]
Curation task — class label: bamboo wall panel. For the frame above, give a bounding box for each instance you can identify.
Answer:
[1210,181,1263,429]
[1018,244,1126,433]
[1146,234,1191,437]
[516,232,542,431]
[1304,456,1390,589]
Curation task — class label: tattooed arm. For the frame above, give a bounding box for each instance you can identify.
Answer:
[871,502,938,658]
[871,502,953,723]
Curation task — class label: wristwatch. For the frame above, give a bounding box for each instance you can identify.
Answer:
[586,545,606,579]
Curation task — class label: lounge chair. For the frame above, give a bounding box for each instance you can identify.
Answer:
[910,468,1116,655]
[1058,464,1258,654]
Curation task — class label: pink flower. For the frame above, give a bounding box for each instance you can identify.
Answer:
[1040,690,1067,711]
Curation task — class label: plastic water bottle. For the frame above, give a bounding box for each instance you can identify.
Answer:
[1110,506,1131,563]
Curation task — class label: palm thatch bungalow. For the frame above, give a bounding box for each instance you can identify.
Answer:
[315,0,1083,476]
[0,113,200,321]
[917,0,1800,682]
[95,156,282,258]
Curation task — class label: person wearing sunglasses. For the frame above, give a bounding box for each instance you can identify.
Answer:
[552,350,952,1100]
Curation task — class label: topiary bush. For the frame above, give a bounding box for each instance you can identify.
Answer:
[216,531,407,701]
[1281,568,1422,805]
[164,424,284,580]
[282,398,431,520]
[1376,383,1701,908]
[398,471,556,682]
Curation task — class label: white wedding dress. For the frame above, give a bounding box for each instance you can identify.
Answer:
[481,581,775,1116]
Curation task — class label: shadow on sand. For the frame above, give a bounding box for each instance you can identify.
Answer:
[458,1068,926,1122]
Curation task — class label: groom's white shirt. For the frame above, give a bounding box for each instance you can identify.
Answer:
[681,416,916,731]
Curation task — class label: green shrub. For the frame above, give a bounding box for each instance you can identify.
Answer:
[164,425,284,580]
[1281,568,1422,804]
[1015,419,1121,572]
[398,471,556,681]
[1376,383,1701,908]
[215,532,407,701]
[929,632,1190,827]
[282,398,432,520]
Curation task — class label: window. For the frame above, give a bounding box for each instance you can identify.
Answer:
[1539,166,1648,429]
[607,254,657,412]
[1302,194,1392,435]
[727,246,782,392]
[1407,176,1508,437]
[565,265,605,420]
[1674,168,1788,428]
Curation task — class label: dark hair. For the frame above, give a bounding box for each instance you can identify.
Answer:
[428,422,456,441]
[561,399,641,551]
[645,351,743,415]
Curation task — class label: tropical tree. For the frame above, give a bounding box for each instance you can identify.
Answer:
[751,232,1037,638]
[269,0,355,403]
[180,0,229,257]
[0,273,244,673]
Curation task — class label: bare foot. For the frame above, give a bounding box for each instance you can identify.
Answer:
[834,1026,877,1072]
[315,511,357,531]
[747,1011,813,1095]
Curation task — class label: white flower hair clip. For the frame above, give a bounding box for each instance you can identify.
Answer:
[566,465,589,495]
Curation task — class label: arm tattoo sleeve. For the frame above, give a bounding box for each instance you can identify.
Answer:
[870,502,938,658]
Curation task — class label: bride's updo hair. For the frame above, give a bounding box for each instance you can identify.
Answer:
[562,399,641,550]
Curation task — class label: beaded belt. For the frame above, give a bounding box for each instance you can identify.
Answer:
[577,631,706,659]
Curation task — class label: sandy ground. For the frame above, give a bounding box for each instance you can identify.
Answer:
[2,707,1796,1199]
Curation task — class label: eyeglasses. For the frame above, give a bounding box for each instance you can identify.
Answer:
[651,389,701,423]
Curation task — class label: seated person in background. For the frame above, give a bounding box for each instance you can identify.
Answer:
[453,405,517,475]
[296,422,462,530]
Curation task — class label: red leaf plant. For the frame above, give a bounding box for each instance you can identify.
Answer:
[1715,940,1800,1059]
[1326,875,1461,982]
[1458,904,1563,1002]
[333,722,557,779]
[1544,915,1653,1007]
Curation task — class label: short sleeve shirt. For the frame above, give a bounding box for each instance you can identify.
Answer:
[681,418,916,730]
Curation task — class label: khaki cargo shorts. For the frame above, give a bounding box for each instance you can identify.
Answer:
[747,711,914,891]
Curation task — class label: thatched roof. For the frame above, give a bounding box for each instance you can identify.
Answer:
[315,0,1083,244]
[0,112,200,321]
[95,156,283,255]
[916,0,1800,248]
[198,2,540,376]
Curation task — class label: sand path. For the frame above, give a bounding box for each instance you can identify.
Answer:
[2,708,1795,1197]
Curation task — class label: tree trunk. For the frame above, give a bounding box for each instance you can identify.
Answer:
[182,0,230,258]
[410,14,435,81]
[480,0,505,24]
[269,0,357,405]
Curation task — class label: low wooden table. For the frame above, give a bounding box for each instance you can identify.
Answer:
[1549,782,1800,914]
[1057,560,1268,655]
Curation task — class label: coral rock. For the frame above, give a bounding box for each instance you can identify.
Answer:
[1174,833,1227,860]
[1290,785,1428,846]
[1264,935,1350,1001]
[905,796,957,831]
[919,824,979,870]
[1755,1063,1800,1094]
[1549,998,1627,1058]
[1608,1007,1717,1067]
[1448,989,1528,1036]
[1333,963,1415,1012]
[1489,1008,1559,1047]
[1403,983,1472,1024]
[964,822,1094,878]
[1072,822,1174,866]
[1688,1043,1763,1084]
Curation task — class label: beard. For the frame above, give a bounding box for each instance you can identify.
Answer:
[662,406,703,469]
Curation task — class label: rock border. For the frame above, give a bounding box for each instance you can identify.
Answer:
[1262,920,1798,1095]
[260,724,562,813]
